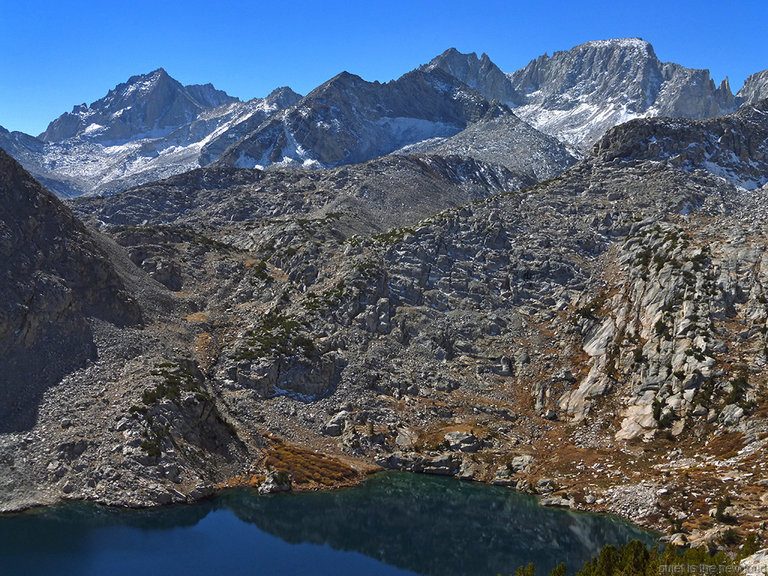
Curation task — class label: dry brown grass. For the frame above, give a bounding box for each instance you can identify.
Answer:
[701,431,745,458]
[185,312,209,323]
[264,442,360,488]
[195,332,215,369]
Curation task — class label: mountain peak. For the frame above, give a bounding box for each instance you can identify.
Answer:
[423,48,519,105]
[307,71,366,97]
[265,86,303,108]
[40,68,236,143]
[506,37,736,148]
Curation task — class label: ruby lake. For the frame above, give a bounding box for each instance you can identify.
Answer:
[0,472,656,576]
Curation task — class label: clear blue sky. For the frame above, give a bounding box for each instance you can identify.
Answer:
[1,0,767,136]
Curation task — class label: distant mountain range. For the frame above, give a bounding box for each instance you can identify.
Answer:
[1,38,767,198]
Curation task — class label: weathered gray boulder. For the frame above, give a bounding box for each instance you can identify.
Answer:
[535,478,559,494]
[322,410,349,437]
[720,404,745,426]
[443,431,481,453]
[259,470,292,494]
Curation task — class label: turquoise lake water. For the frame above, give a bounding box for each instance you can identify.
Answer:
[0,472,655,576]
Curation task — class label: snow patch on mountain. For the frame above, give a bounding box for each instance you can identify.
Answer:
[2,73,300,197]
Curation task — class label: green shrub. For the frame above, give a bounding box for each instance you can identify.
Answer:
[234,312,314,360]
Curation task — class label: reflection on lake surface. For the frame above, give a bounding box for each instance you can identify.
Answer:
[0,472,655,576]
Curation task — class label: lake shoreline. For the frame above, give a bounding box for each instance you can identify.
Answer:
[0,471,658,576]
[0,463,661,542]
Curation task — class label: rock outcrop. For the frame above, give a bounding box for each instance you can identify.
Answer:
[738,70,768,105]
[0,148,141,431]
[593,98,768,189]
[396,103,577,181]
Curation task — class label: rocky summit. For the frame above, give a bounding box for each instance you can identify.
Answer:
[39,68,238,143]
[2,38,768,553]
[506,38,738,149]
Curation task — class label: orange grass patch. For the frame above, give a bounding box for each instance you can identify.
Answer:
[185,312,209,323]
[264,442,360,488]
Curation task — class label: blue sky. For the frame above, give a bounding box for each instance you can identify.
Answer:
[1,0,767,136]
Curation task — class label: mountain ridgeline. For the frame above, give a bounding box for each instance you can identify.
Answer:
[427,38,740,148]
[1,37,767,199]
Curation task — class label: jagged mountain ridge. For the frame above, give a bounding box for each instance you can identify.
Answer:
[3,38,766,198]
[0,76,302,197]
[429,39,740,149]
[216,68,503,169]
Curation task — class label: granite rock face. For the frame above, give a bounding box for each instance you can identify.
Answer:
[422,48,521,105]
[738,70,768,104]
[0,148,141,431]
[506,38,737,149]
[425,39,750,151]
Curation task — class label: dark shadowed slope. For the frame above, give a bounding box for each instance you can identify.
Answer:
[0,147,141,431]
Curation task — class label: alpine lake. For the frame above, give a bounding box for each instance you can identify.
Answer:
[0,471,656,576]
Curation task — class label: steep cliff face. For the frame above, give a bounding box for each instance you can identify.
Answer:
[0,148,141,431]
[738,70,768,104]
[506,38,737,148]
[422,48,521,105]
